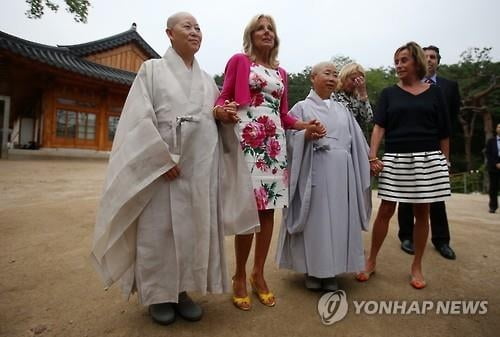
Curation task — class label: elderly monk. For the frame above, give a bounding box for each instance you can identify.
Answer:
[276,62,371,292]
[90,12,258,326]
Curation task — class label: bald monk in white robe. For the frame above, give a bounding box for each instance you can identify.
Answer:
[90,12,258,325]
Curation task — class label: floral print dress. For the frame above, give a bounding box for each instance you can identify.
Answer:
[237,64,288,210]
[332,91,373,140]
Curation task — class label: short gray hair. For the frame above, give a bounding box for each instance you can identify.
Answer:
[311,61,336,77]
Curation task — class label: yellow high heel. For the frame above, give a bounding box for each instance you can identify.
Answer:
[249,277,275,307]
[232,278,251,311]
[232,295,251,311]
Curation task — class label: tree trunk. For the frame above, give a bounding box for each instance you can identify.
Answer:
[458,109,476,171]
[464,134,472,171]
[482,109,493,143]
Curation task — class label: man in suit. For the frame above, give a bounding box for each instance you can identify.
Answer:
[486,123,500,213]
[397,45,461,260]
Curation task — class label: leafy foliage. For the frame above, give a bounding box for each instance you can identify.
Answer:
[330,54,355,70]
[213,74,223,88]
[287,66,312,108]
[25,0,90,23]
[440,47,500,170]
[364,67,396,106]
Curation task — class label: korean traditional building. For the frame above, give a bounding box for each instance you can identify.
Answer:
[0,24,159,157]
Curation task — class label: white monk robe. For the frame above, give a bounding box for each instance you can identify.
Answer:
[91,47,259,305]
[276,89,371,278]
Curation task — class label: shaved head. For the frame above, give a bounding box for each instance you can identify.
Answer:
[165,11,202,63]
[311,61,336,77]
[166,12,195,29]
[310,61,338,99]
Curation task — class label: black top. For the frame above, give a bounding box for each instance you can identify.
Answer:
[374,85,450,153]
[486,136,500,172]
[436,76,461,134]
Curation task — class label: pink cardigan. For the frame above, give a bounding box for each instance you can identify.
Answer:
[215,53,298,129]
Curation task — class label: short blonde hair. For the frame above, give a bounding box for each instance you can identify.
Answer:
[337,62,365,91]
[394,41,427,79]
[242,14,280,68]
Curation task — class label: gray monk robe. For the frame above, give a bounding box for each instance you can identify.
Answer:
[90,47,258,305]
[276,89,372,278]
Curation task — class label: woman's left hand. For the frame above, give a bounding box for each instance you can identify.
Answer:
[305,119,327,139]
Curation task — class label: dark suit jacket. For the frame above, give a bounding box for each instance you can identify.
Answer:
[486,137,500,172]
[436,76,461,133]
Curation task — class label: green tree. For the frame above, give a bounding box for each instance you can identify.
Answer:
[330,54,355,70]
[361,66,396,143]
[213,74,223,88]
[365,66,396,105]
[440,47,500,171]
[287,66,312,108]
[25,0,90,23]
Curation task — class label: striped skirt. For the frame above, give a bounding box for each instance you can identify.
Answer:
[377,151,451,203]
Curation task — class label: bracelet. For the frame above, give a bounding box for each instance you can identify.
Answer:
[212,105,221,120]
[369,157,379,162]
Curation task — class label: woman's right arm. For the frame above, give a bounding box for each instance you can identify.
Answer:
[215,55,239,106]
[370,87,389,158]
[214,55,240,123]
[369,124,385,175]
[369,88,389,175]
[369,124,385,159]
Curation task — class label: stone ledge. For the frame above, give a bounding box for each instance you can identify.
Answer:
[6,148,110,160]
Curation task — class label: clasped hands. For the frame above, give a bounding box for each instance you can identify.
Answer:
[304,120,327,140]
[213,100,240,124]
[163,164,180,181]
[369,158,384,176]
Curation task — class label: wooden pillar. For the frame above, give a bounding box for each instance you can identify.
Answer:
[97,88,108,151]
[41,85,55,148]
[0,95,11,158]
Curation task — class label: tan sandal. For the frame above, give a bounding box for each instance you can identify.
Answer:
[409,275,427,289]
[355,269,375,282]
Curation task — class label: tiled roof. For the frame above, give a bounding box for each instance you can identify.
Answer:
[0,25,159,85]
[59,23,160,59]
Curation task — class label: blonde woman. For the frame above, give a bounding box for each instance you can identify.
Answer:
[333,62,373,138]
[214,14,324,310]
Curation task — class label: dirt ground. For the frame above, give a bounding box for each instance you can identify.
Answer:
[0,159,499,337]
